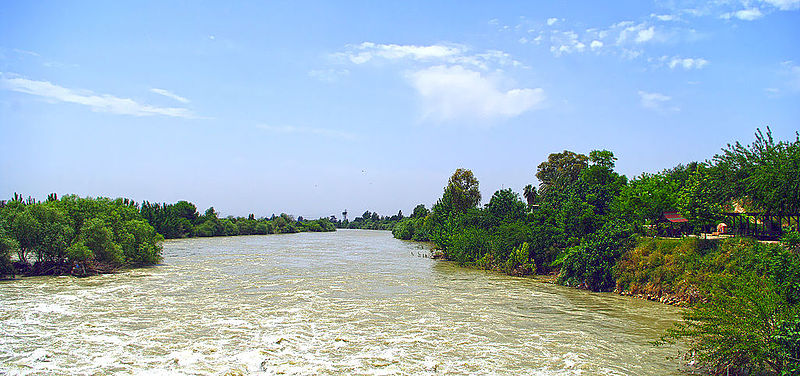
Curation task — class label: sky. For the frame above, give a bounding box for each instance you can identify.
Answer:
[1,1,798,219]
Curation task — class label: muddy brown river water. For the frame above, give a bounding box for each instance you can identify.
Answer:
[0,229,683,375]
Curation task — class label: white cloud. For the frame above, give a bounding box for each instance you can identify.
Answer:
[1,73,197,118]
[635,26,656,43]
[761,0,800,10]
[257,124,357,140]
[620,48,643,60]
[638,90,678,111]
[590,40,604,50]
[547,17,560,26]
[650,13,678,21]
[334,42,523,70]
[150,88,190,103]
[407,65,544,122]
[668,57,709,69]
[722,8,764,20]
[338,42,463,65]
[549,31,586,56]
[615,22,657,45]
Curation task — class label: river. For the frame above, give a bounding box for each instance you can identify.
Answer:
[0,229,683,375]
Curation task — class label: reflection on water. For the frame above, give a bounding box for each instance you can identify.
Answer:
[0,229,682,375]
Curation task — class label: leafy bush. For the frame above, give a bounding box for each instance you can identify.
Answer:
[392,218,415,240]
[782,231,800,253]
[502,242,536,276]
[66,241,92,262]
[661,272,799,375]
[774,314,800,376]
[193,221,216,237]
[490,221,530,262]
[448,226,491,265]
[557,221,635,291]
[614,237,716,296]
[120,220,163,264]
[81,218,123,265]
[221,219,239,236]
[0,233,18,278]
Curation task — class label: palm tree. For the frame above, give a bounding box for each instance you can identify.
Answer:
[523,184,538,208]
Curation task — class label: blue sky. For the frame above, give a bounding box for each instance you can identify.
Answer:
[1,1,798,219]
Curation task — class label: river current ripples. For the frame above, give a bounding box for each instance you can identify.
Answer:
[0,229,682,375]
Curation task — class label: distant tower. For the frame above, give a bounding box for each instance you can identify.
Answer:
[342,210,348,222]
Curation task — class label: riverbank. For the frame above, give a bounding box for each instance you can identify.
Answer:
[3,259,121,279]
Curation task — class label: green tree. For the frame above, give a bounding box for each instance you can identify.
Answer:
[679,167,722,234]
[589,149,617,169]
[523,184,538,208]
[536,150,588,197]
[0,232,18,278]
[412,204,429,218]
[29,204,74,261]
[11,209,40,263]
[612,172,682,228]
[712,127,800,234]
[445,168,481,214]
[172,200,199,223]
[81,218,123,265]
[486,189,526,224]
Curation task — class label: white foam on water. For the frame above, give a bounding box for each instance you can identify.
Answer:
[32,303,72,315]
[168,349,202,366]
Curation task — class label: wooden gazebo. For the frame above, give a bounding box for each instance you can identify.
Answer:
[659,211,689,237]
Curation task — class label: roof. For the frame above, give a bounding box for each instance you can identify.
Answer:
[663,211,688,223]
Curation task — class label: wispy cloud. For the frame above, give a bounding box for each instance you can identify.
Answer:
[12,48,40,57]
[407,65,544,122]
[762,0,800,10]
[649,55,710,70]
[331,42,539,123]
[332,42,523,70]
[638,90,678,112]
[256,124,357,140]
[662,0,797,21]
[0,73,198,118]
[650,13,679,21]
[721,8,764,20]
[335,42,462,64]
[150,88,190,103]
[550,31,586,56]
[669,56,709,70]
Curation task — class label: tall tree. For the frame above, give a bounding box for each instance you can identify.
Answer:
[523,184,538,208]
[445,168,481,214]
[536,150,589,197]
[712,128,800,224]
[412,204,429,218]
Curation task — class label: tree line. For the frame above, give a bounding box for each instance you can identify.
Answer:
[392,128,800,374]
[0,195,335,278]
[329,210,409,230]
[139,200,335,238]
